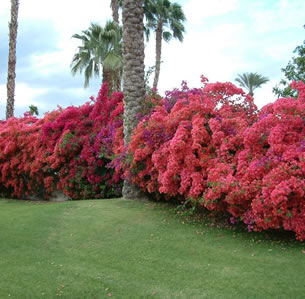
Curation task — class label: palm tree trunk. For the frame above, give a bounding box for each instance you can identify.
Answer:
[6,0,19,120]
[122,0,146,199]
[102,67,114,96]
[114,68,121,91]
[152,20,162,90]
[111,0,119,24]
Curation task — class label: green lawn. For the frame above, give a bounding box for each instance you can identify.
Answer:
[0,198,304,298]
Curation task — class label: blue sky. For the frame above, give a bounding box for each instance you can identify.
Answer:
[0,0,304,119]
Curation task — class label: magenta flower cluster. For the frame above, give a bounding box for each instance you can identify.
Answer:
[113,78,305,241]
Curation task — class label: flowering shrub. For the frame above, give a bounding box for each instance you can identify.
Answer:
[0,84,123,200]
[228,81,305,240]
[2,75,305,241]
[0,112,59,199]
[119,77,257,203]
[114,77,305,241]
[41,84,124,199]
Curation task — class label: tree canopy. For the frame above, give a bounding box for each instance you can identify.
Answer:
[144,0,186,89]
[71,21,122,91]
[235,72,269,96]
[273,39,305,99]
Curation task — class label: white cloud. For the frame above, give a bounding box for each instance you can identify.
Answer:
[64,87,91,99]
[184,0,239,25]
[263,41,298,62]
[0,83,48,108]
[0,1,10,19]
[154,22,247,93]
[29,37,82,77]
[30,52,68,77]
[17,0,112,78]
[18,0,111,27]
[252,0,305,33]
[1,0,112,61]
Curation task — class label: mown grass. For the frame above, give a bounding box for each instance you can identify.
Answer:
[0,198,304,298]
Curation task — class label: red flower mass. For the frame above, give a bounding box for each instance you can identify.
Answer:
[1,78,305,240]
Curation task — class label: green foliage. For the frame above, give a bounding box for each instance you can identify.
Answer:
[144,65,156,92]
[235,72,269,96]
[144,0,186,88]
[28,105,39,116]
[273,40,305,98]
[71,21,122,88]
[59,132,79,153]
[175,198,199,217]
[144,0,186,43]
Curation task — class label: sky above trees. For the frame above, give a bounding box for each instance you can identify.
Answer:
[0,0,304,119]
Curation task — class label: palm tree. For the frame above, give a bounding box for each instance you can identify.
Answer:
[235,72,269,97]
[71,21,122,94]
[144,0,186,89]
[122,0,146,199]
[111,0,119,24]
[6,0,19,120]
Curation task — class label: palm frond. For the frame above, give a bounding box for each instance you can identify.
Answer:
[162,31,172,42]
[71,20,122,88]
[235,72,269,96]
[103,52,122,71]
[145,0,185,43]
[144,25,151,42]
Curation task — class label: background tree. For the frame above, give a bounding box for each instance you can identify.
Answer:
[273,40,305,99]
[235,72,269,96]
[28,105,39,116]
[122,0,146,199]
[6,0,19,120]
[111,0,119,24]
[71,21,122,94]
[110,0,122,91]
[144,0,186,90]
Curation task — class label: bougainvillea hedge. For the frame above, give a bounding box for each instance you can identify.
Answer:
[1,78,305,240]
[114,78,305,241]
[0,84,123,200]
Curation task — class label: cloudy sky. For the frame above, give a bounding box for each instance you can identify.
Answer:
[0,0,304,119]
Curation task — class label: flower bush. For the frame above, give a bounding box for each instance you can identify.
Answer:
[0,112,59,199]
[0,84,123,200]
[2,76,305,241]
[41,84,124,199]
[118,77,257,202]
[229,81,305,240]
[114,77,305,241]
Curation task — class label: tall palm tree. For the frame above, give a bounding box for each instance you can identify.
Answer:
[235,72,269,97]
[6,0,19,120]
[122,0,146,199]
[71,21,122,94]
[144,0,186,89]
[110,0,121,88]
[111,0,119,24]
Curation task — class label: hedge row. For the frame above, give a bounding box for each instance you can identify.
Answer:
[117,78,305,241]
[1,78,305,240]
[0,84,123,200]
